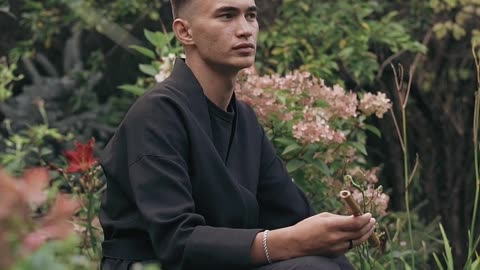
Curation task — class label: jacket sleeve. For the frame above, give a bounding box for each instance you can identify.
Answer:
[123,96,260,270]
[256,127,315,230]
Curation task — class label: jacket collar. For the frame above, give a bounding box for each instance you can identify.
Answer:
[167,58,213,139]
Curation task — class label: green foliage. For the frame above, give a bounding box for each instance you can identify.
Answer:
[118,29,184,95]
[18,0,166,48]
[433,224,454,270]
[256,0,426,87]
[430,0,480,41]
[11,236,97,270]
[0,122,70,174]
[0,58,23,102]
[347,212,442,270]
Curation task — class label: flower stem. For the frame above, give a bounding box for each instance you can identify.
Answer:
[87,190,97,255]
[465,44,480,270]
[402,97,415,267]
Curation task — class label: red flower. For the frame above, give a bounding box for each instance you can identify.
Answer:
[65,138,98,173]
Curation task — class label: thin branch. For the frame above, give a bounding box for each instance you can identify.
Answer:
[390,63,405,106]
[403,65,414,109]
[473,44,480,87]
[389,108,406,153]
[376,50,406,81]
[407,153,420,190]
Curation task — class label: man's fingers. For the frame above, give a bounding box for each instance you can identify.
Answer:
[336,213,372,231]
[357,217,376,237]
[349,225,376,250]
[336,216,376,242]
[332,225,377,255]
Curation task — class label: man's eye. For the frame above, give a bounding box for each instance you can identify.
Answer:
[221,13,234,19]
[247,13,257,20]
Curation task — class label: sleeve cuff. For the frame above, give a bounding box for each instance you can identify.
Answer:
[182,226,262,269]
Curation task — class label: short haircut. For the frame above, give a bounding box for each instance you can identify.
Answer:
[170,0,190,18]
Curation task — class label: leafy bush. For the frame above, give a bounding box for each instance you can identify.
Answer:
[256,0,426,87]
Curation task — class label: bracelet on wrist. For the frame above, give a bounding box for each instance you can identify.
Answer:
[262,230,272,264]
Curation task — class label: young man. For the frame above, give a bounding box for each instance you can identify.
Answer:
[99,0,376,269]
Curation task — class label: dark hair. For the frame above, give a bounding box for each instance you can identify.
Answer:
[170,0,190,18]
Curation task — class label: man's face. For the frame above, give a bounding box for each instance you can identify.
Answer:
[186,0,258,72]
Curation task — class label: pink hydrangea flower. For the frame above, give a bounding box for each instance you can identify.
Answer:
[359,92,392,118]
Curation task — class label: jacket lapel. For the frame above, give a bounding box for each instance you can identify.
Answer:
[167,58,213,141]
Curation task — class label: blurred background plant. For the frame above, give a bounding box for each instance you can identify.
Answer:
[0,168,81,269]
[2,0,480,269]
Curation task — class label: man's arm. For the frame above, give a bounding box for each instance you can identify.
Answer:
[250,213,375,265]
[251,127,376,265]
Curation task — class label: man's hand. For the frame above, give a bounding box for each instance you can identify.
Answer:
[286,212,376,258]
[251,212,376,265]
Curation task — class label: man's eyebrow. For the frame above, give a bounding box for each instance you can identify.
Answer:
[213,5,257,13]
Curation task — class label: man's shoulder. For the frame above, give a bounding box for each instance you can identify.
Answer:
[138,79,188,107]
[126,79,189,119]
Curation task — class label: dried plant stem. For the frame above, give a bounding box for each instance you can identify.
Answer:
[390,64,415,267]
[402,105,415,268]
[340,190,381,248]
[465,43,480,270]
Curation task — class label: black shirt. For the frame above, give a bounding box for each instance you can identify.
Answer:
[207,96,235,162]
[99,58,314,270]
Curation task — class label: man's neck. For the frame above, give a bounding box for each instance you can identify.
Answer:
[185,58,237,111]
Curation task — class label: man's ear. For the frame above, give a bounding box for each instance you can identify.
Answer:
[173,19,194,46]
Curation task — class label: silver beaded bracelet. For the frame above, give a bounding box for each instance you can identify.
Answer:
[262,230,272,264]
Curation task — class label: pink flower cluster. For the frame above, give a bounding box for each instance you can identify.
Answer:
[292,108,346,144]
[234,66,288,122]
[0,168,79,269]
[235,67,388,144]
[359,92,392,118]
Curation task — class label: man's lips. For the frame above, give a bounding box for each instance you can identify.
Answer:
[232,43,255,50]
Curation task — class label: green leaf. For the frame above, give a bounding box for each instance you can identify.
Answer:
[313,160,331,176]
[282,144,301,155]
[129,45,156,59]
[286,159,305,173]
[349,142,368,155]
[274,137,297,146]
[363,124,382,138]
[40,148,53,156]
[438,223,454,270]
[472,255,480,270]
[139,64,158,76]
[314,99,330,108]
[118,84,145,96]
[433,253,445,270]
[144,29,165,48]
[399,257,412,270]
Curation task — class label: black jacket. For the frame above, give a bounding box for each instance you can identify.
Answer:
[99,59,314,270]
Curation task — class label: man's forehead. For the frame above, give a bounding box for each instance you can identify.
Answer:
[191,0,256,13]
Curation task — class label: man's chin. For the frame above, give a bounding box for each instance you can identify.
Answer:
[231,56,256,69]
[210,56,256,74]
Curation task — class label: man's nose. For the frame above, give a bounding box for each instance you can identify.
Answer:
[236,17,254,38]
